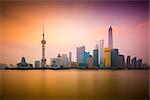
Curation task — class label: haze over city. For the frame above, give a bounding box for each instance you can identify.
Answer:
[1,1,149,65]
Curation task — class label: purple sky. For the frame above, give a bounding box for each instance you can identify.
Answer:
[1,1,149,65]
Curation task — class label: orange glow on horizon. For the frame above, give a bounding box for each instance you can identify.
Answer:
[1,1,149,65]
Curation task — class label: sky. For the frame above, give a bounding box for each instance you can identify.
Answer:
[0,1,149,65]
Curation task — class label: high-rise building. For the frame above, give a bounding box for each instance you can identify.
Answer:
[119,55,125,69]
[87,55,94,69]
[104,48,111,68]
[136,59,142,68]
[93,43,99,67]
[50,54,63,68]
[34,60,40,68]
[77,46,85,66]
[41,25,46,68]
[131,57,137,68]
[62,54,68,67]
[93,49,99,67]
[100,40,104,68]
[68,52,72,67]
[108,26,113,50]
[111,49,119,69]
[84,51,90,67]
[126,56,131,68]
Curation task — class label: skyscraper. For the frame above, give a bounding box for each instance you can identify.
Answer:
[126,56,131,68]
[41,25,46,68]
[77,46,85,66]
[69,52,72,67]
[108,26,113,50]
[62,54,68,67]
[93,43,99,67]
[104,48,111,68]
[100,40,104,68]
[131,57,137,68]
[84,51,90,67]
[119,55,125,69]
[87,55,94,69]
[111,49,119,69]
[93,49,99,67]
[136,59,142,68]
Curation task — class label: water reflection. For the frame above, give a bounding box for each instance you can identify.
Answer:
[1,70,149,99]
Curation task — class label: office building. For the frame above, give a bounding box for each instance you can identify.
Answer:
[126,56,131,68]
[100,40,104,68]
[108,26,113,50]
[119,55,125,69]
[136,59,142,68]
[50,54,63,68]
[104,48,111,68]
[131,57,137,68]
[68,52,72,67]
[111,49,119,69]
[77,46,85,66]
[87,55,94,69]
[93,49,99,67]
[84,51,90,67]
[62,54,68,67]
[34,60,40,68]
[93,43,99,67]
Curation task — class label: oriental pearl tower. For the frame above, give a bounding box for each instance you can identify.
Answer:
[41,25,46,68]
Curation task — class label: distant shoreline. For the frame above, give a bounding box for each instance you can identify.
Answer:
[3,67,150,70]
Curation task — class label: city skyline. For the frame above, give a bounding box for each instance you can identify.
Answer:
[1,1,149,65]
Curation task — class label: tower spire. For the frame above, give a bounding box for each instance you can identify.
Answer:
[43,24,45,40]
[108,26,113,50]
[41,24,46,68]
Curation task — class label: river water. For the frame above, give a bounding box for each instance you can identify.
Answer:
[0,70,149,100]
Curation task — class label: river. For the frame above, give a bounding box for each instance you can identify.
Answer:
[0,70,149,99]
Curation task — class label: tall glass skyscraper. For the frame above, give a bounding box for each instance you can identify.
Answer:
[126,56,131,68]
[131,57,137,68]
[93,49,99,67]
[108,27,113,50]
[68,52,72,66]
[100,40,104,68]
[77,46,85,66]
[84,51,89,67]
[104,48,111,68]
[119,55,125,69]
[111,49,119,69]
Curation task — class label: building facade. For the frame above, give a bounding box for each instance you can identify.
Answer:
[119,55,125,69]
[93,49,99,67]
[131,57,137,68]
[126,56,131,68]
[108,26,113,50]
[62,54,68,67]
[111,49,119,69]
[34,60,40,68]
[84,51,90,67]
[77,46,85,66]
[68,52,72,67]
[87,55,94,69]
[104,48,111,68]
[136,59,142,68]
[100,40,104,68]
[17,57,33,68]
